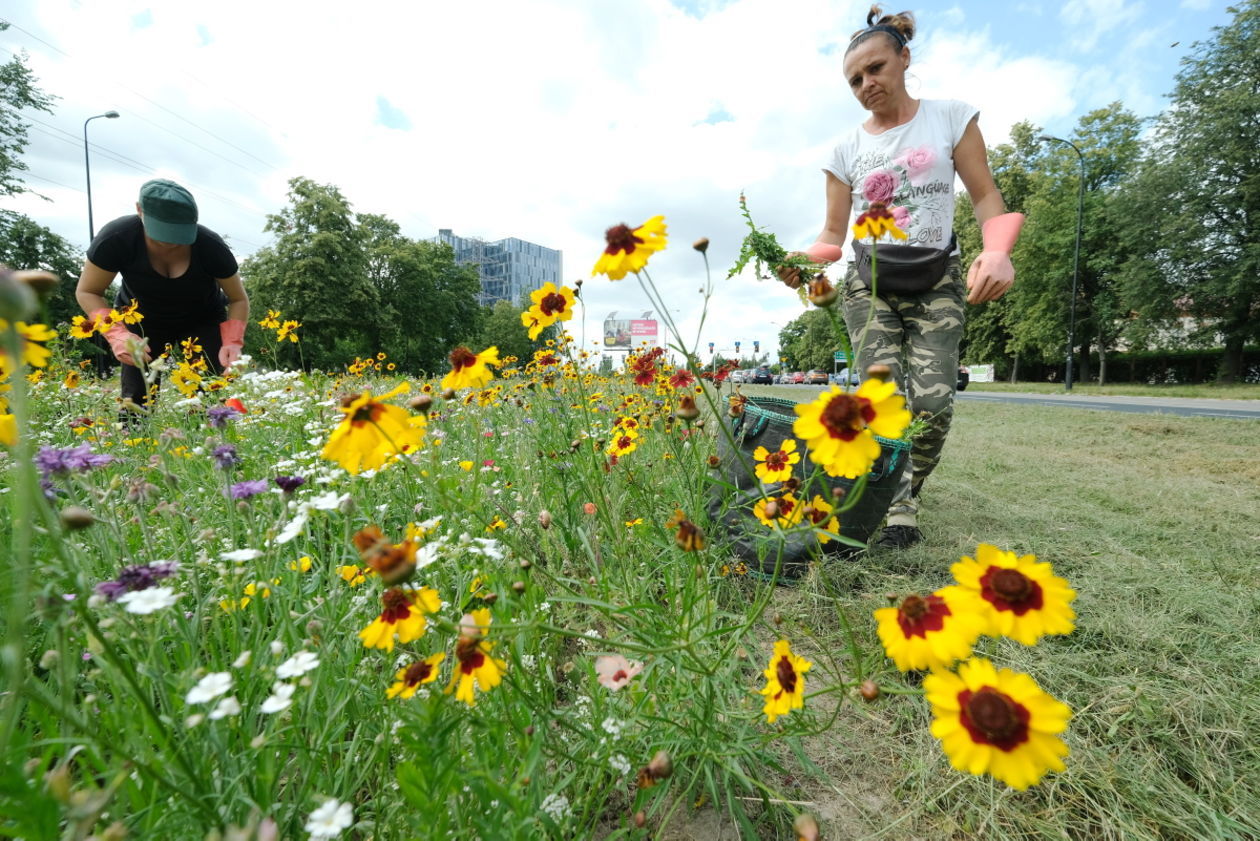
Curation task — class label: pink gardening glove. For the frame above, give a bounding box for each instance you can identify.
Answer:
[219,318,246,371]
[966,213,1025,304]
[91,308,150,366]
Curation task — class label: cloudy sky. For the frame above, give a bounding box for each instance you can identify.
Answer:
[1,0,1229,364]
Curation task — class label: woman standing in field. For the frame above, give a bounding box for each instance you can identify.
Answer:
[782,6,1024,550]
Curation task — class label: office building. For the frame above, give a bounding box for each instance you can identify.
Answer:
[437,229,562,308]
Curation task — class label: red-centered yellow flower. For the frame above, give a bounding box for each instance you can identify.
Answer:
[171,363,202,398]
[358,586,442,651]
[63,370,81,389]
[753,438,800,483]
[441,346,500,391]
[69,315,100,339]
[276,320,300,342]
[949,544,1077,646]
[760,639,812,723]
[792,380,910,478]
[258,309,281,330]
[520,282,577,340]
[607,427,639,457]
[386,652,446,699]
[753,492,804,528]
[446,608,507,707]
[925,657,1070,790]
[114,301,143,324]
[665,509,705,551]
[593,215,667,280]
[873,588,986,672]
[852,201,908,242]
[321,383,427,474]
[0,413,16,447]
[804,494,841,544]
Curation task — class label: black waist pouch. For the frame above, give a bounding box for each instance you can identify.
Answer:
[851,233,957,295]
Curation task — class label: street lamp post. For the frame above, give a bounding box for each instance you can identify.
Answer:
[1038,134,1085,391]
[83,111,120,240]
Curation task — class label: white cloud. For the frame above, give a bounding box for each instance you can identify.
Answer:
[1059,0,1143,52]
[2,0,1109,360]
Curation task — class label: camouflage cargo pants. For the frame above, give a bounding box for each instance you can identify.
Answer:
[840,257,965,528]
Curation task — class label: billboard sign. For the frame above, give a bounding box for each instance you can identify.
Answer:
[603,316,658,348]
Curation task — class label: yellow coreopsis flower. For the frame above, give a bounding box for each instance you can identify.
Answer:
[593,215,667,280]
[873,588,986,672]
[760,639,812,723]
[925,657,1070,791]
[170,363,202,398]
[386,652,446,700]
[852,202,908,242]
[752,492,805,529]
[69,315,101,339]
[520,282,577,340]
[321,383,426,474]
[803,494,841,544]
[358,587,443,651]
[258,310,282,329]
[949,544,1077,646]
[276,320,301,343]
[113,301,143,325]
[752,438,800,484]
[0,321,56,373]
[441,346,501,391]
[606,427,639,457]
[0,413,16,447]
[446,608,507,707]
[792,380,910,479]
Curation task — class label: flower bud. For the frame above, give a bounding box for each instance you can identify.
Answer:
[865,363,892,382]
[634,811,647,828]
[0,267,38,321]
[39,649,60,670]
[512,581,526,594]
[538,510,552,529]
[674,395,700,421]
[440,388,456,401]
[45,764,72,803]
[806,275,839,308]
[519,559,532,570]
[793,813,821,841]
[859,679,880,701]
[60,506,96,530]
[763,500,780,519]
[647,750,673,780]
[408,393,433,413]
[692,237,710,254]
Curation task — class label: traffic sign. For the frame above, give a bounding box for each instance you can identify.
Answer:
[833,351,847,361]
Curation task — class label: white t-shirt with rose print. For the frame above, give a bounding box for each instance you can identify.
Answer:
[824,98,979,254]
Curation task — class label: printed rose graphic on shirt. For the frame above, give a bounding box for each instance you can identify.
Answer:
[893,145,936,186]
[890,204,912,230]
[862,169,900,204]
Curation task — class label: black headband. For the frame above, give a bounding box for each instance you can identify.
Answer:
[855,24,907,49]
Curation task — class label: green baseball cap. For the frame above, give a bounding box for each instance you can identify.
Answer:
[138,179,199,245]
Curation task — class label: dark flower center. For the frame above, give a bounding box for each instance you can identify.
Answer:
[449,346,477,371]
[403,661,433,686]
[896,593,950,638]
[604,224,642,255]
[979,566,1044,615]
[539,293,567,316]
[457,639,486,675]
[776,656,797,694]
[959,687,1030,750]
[380,588,411,623]
[820,393,873,440]
[766,450,789,470]
[612,669,628,682]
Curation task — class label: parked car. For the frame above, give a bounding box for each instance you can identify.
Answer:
[790,371,805,385]
[833,367,861,386]
[805,369,829,385]
[730,369,746,384]
[752,366,773,384]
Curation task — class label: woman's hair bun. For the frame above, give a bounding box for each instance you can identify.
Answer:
[863,5,916,42]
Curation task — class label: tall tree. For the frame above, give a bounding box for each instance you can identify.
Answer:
[360,214,483,375]
[0,210,82,326]
[1114,1,1260,382]
[777,308,846,372]
[475,297,534,367]
[0,23,57,198]
[243,178,377,371]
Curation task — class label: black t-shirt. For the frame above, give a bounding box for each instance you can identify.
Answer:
[87,215,238,322]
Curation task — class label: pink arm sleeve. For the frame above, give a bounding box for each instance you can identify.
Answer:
[981,213,1025,254]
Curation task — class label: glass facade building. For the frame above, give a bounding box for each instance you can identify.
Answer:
[437,229,562,308]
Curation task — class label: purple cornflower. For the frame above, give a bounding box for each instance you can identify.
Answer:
[274,475,305,494]
[94,561,181,601]
[207,406,239,428]
[34,444,116,478]
[228,479,270,500]
[212,444,241,470]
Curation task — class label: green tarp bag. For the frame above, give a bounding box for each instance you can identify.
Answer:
[708,395,911,580]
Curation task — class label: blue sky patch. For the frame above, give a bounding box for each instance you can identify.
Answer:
[375,96,412,131]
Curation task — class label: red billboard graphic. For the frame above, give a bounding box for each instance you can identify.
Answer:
[604,316,659,349]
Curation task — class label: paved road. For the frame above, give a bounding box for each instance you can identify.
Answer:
[955,389,1260,420]
[740,384,1259,420]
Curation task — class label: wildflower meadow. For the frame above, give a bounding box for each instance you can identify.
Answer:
[2,212,1257,841]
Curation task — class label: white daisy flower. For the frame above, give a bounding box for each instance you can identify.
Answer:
[260,682,296,714]
[276,650,320,679]
[186,672,233,705]
[305,798,354,839]
[208,696,241,720]
[116,586,179,615]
